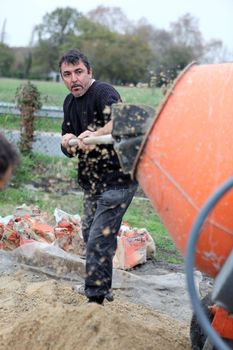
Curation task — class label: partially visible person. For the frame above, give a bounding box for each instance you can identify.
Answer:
[59,48,137,305]
[0,133,19,190]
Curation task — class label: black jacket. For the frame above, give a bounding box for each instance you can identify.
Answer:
[61,81,134,193]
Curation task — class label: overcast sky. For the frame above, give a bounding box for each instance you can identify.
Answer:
[1,0,233,52]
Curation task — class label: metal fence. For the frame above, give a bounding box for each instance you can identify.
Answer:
[2,130,64,157]
[0,102,64,157]
[0,102,63,119]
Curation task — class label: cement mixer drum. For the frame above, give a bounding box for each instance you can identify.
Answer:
[134,62,233,278]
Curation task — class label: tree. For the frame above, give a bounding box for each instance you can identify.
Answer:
[59,16,118,77]
[148,28,173,53]
[158,44,195,85]
[102,34,153,84]
[31,7,82,77]
[59,15,152,84]
[145,14,206,86]
[23,27,37,79]
[0,43,14,77]
[35,7,82,46]
[202,39,231,63]
[169,13,231,65]
[0,19,7,44]
[10,47,32,79]
[31,40,59,78]
[87,5,133,34]
[170,13,204,59]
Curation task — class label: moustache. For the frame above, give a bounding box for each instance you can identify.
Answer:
[71,83,83,89]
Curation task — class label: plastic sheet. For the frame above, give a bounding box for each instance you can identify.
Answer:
[11,241,85,282]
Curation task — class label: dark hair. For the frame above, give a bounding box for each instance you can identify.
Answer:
[0,133,19,180]
[59,49,91,73]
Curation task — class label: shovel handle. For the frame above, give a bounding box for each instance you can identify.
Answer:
[68,134,113,146]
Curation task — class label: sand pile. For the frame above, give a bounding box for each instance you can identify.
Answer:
[0,270,191,350]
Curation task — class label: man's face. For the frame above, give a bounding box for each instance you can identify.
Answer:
[0,166,12,190]
[60,60,93,97]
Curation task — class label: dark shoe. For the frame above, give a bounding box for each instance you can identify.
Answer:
[75,284,114,302]
[105,290,114,302]
[88,296,104,305]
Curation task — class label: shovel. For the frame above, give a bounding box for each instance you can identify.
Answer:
[68,103,155,177]
[69,134,113,146]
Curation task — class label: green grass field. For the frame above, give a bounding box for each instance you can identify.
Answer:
[0,114,62,132]
[0,77,163,108]
[0,78,67,106]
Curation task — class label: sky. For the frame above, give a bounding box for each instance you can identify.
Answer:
[1,0,233,52]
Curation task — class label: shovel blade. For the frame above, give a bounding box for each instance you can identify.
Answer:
[111,103,155,176]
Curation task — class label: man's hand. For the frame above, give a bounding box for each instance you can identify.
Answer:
[78,130,96,152]
[61,133,78,155]
[77,121,113,151]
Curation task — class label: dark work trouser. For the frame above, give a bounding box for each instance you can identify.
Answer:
[82,183,137,299]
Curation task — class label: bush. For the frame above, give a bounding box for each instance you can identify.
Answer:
[15,81,42,155]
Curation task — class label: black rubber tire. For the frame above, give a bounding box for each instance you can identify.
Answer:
[190,293,233,349]
[190,292,214,349]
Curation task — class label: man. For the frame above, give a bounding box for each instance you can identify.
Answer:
[0,133,19,190]
[60,49,137,305]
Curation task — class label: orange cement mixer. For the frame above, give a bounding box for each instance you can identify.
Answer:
[133,62,233,278]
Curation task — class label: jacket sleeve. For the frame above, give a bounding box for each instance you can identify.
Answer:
[61,94,75,158]
[96,83,122,124]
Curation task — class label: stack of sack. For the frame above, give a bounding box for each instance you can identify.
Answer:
[113,223,156,269]
[0,204,156,270]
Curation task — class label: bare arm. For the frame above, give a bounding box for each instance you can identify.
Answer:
[76,121,113,151]
[93,120,113,136]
